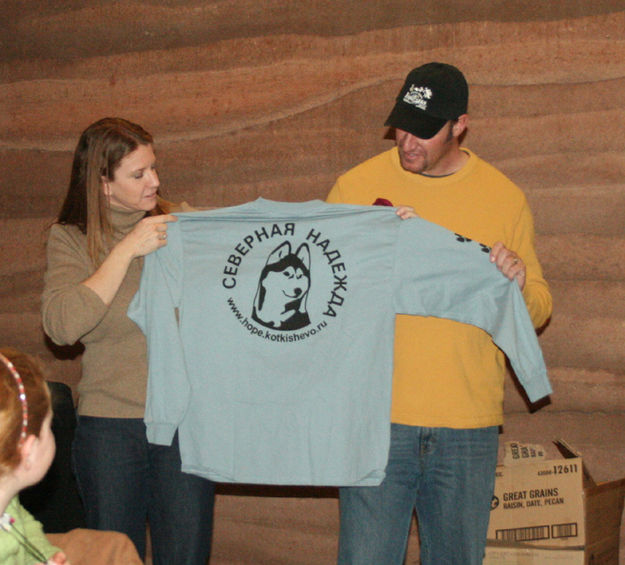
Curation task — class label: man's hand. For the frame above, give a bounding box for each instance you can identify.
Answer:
[395,206,418,220]
[490,241,525,290]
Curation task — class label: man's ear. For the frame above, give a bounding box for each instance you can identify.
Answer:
[452,114,468,138]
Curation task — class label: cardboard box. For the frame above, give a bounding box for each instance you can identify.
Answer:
[484,441,625,565]
[484,543,585,564]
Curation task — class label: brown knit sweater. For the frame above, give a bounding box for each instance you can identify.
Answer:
[41,201,190,418]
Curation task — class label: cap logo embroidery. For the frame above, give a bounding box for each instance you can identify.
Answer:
[402,85,432,111]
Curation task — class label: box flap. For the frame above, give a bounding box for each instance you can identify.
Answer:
[553,439,596,487]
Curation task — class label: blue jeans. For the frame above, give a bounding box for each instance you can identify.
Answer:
[338,424,499,565]
[72,416,215,564]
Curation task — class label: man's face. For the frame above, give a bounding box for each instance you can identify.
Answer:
[395,121,457,176]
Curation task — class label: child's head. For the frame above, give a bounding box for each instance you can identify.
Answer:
[0,347,52,478]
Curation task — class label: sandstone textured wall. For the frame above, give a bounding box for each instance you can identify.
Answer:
[1,2,624,563]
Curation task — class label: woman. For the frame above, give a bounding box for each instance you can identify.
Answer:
[41,118,214,564]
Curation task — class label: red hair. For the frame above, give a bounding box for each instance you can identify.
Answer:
[0,348,51,474]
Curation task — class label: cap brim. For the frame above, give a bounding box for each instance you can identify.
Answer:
[384,103,447,140]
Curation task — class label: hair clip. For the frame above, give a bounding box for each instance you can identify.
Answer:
[1,511,49,562]
[0,513,14,531]
[0,353,28,441]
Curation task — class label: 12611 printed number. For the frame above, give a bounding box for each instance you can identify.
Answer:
[553,463,578,474]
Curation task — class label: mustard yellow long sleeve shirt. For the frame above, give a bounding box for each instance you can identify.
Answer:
[327,148,552,428]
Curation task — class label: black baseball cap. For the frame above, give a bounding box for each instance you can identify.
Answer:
[385,62,468,139]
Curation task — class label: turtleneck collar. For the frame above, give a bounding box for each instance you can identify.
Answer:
[109,206,148,236]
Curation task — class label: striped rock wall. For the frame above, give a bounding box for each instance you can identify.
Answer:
[1,2,624,563]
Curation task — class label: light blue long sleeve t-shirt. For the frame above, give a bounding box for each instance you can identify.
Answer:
[128,198,551,486]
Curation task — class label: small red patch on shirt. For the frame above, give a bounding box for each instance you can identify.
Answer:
[372,198,393,207]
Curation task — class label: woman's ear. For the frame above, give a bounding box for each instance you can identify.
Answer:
[101,176,111,197]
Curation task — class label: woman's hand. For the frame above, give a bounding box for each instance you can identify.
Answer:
[118,214,178,260]
[82,214,177,305]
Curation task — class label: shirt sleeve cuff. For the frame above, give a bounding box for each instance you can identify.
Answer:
[145,423,177,445]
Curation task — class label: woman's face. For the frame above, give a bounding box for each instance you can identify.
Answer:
[103,144,160,212]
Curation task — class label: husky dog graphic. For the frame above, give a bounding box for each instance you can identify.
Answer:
[252,241,311,331]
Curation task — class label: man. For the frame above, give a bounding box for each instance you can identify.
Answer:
[326,62,552,565]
